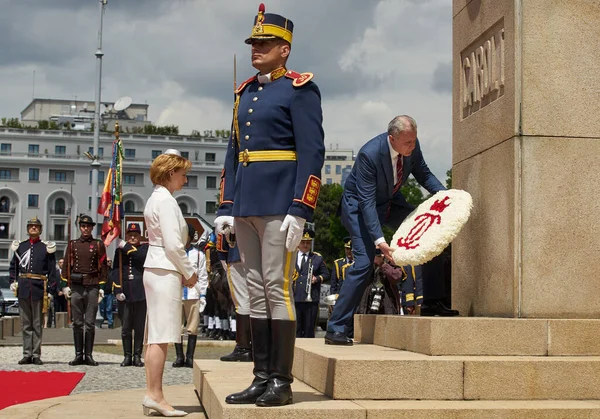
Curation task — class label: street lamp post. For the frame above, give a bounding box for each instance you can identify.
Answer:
[91,0,107,226]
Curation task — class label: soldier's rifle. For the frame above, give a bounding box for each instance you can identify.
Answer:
[66,183,74,324]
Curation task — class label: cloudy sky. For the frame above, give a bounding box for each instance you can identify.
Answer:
[0,0,452,181]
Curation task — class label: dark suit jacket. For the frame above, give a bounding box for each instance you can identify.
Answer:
[341,133,445,241]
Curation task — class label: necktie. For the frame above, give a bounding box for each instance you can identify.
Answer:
[393,155,403,195]
[301,254,307,270]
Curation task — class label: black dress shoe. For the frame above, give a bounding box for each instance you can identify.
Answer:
[18,356,33,365]
[324,331,353,346]
[420,301,459,317]
[32,358,44,365]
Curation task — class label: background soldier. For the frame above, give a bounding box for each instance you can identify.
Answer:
[293,228,329,338]
[215,3,325,406]
[62,214,108,366]
[330,237,354,296]
[112,223,148,367]
[9,217,58,365]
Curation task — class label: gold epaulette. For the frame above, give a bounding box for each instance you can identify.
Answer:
[285,70,314,87]
[235,75,257,94]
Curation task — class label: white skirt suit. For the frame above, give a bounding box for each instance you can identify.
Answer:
[143,185,195,344]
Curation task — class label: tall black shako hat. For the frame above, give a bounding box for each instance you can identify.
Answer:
[245,3,293,45]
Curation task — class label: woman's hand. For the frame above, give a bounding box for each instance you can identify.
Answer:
[184,272,198,288]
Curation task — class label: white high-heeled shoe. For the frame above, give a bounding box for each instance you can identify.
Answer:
[142,395,188,417]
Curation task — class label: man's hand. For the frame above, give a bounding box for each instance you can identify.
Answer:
[312,275,318,284]
[116,293,126,302]
[199,296,207,313]
[214,216,234,235]
[99,289,105,298]
[62,287,72,298]
[280,215,306,252]
[116,239,126,249]
[377,242,395,264]
[184,272,198,288]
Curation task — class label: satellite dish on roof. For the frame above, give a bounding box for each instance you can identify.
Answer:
[114,96,132,112]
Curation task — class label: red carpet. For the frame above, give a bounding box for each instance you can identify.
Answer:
[0,370,85,410]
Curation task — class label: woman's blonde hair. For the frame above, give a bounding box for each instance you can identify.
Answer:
[149,154,192,186]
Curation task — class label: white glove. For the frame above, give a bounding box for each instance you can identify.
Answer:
[45,241,56,254]
[10,282,17,292]
[117,239,126,249]
[199,296,207,313]
[116,293,126,302]
[214,216,234,235]
[99,289,105,298]
[62,287,72,298]
[11,240,19,252]
[280,214,306,252]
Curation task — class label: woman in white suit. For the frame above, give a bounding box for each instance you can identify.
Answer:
[142,149,198,417]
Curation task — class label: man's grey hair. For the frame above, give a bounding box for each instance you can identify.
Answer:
[387,115,417,136]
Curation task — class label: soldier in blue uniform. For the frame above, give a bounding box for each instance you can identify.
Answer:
[217,233,252,362]
[330,237,354,296]
[214,3,325,407]
[9,217,58,365]
[293,228,329,338]
[111,223,148,367]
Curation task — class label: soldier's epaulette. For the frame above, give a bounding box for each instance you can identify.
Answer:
[312,251,322,257]
[235,75,257,95]
[285,70,314,87]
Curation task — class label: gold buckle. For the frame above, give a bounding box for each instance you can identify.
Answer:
[242,149,250,166]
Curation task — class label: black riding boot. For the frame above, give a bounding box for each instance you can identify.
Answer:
[172,338,185,368]
[225,318,270,404]
[184,334,197,368]
[68,328,85,366]
[255,320,295,407]
[84,330,99,366]
[120,336,133,367]
[133,333,144,367]
[220,314,252,362]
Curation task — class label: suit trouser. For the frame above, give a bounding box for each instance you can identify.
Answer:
[121,300,147,340]
[71,284,99,336]
[235,216,297,320]
[295,302,319,338]
[19,297,43,358]
[222,260,250,316]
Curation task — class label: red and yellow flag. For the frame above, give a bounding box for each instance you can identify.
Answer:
[97,138,124,246]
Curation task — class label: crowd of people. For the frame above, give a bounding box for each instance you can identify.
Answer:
[6,4,461,416]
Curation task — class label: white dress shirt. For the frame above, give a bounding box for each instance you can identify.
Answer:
[296,251,310,268]
[374,137,402,247]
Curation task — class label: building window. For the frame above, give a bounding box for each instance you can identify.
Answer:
[89,170,105,184]
[54,171,67,182]
[0,196,10,212]
[55,145,66,156]
[184,176,198,188]
[336,165,342,175]
[179,203,189,215]
[0,223,8,239]
[326,178,333,185]
[0,248,8,261]
[54,198,66,214]
[152,150,161,159]
[325,165,331,175]
[181,151,189,159]
[346,165,352,170]
[205,153,216,163]
[124,174,138,185]
[205,201,217,214]
[28,194,39,208]
[29,168,39,181]
[88,147,104,158]
[125,149,136,159]
[124,200,135,213]
[206,176,217,189]
[53,224,65,241]
[28,144,39,155]
[0,169,12,180]
[0,144,11,155]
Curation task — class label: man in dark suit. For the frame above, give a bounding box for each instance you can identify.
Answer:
[325,115,446,345]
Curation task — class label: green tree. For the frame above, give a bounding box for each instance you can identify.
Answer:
[37,120,49,130]
[312,184,348,268]
[445,169,452,189]
[1,117,22,128]
[400,177,425,206]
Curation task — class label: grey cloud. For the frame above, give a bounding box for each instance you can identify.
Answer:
[431,61,451,94]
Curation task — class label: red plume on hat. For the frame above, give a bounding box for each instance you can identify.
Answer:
[259,3,265,13]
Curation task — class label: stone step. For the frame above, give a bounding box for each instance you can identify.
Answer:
[355,315,600,356]
[193,359,600,418]
[294,339,600,400]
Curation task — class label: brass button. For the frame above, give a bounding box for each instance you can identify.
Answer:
[248,109,253,114]
[253,97,258,102]
[258,86,263,91]
[244,135,250,140]
[246,121,251,127]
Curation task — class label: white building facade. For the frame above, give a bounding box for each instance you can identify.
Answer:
[0,127,227,268]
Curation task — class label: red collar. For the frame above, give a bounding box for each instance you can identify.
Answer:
[29,237,40,245]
